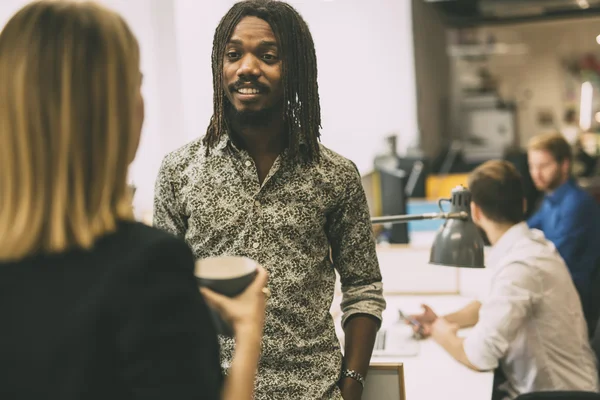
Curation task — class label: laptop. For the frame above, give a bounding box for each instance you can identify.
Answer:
[372,322,420,358]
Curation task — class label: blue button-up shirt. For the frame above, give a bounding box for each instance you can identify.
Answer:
[527,179,600,304]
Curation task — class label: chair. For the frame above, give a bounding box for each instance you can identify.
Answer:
[363,363,406,400]
[586,258,600,338]
[515,392,600,399]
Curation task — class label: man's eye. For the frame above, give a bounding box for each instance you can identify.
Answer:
[263,54,278,61]
[226,51,240,59]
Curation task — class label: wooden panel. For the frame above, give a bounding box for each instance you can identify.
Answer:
[364,363,406,400]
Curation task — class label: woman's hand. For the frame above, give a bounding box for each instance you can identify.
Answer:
[200,266,269,339]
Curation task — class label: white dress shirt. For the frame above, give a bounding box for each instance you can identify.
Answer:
[463,222,598,399]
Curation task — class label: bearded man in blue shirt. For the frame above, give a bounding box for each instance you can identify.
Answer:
[527,132,600,334]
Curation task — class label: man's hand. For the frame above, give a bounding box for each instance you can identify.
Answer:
[407,304,438,337]
[338,377,363,400]
[429,318,482,371]
[430,317,459,344]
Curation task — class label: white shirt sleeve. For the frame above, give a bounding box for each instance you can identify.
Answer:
[463,262,540,370]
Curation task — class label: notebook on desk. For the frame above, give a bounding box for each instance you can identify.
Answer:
[372,324,420,357]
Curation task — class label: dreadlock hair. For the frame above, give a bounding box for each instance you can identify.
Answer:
[203,0,322,163]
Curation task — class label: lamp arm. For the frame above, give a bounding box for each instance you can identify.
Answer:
[370,211,469,225]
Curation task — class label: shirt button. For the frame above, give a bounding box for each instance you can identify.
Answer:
[252,242,259,249]
[254,200,261,207]
[245,160,252,167]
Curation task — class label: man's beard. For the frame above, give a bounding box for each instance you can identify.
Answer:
[537,170,566,192]
[225,100,280,128]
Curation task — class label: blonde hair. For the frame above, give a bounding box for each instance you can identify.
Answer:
[528,132,572,164]
[0,1,141,261]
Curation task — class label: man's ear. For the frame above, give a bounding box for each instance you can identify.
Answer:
[470,201,480,223]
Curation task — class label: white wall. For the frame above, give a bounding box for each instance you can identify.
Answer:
[1,0,418,217]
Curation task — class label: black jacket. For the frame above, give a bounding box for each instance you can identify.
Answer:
[0,222,221,400]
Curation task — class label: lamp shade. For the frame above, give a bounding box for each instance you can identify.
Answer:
[429,186,485,268]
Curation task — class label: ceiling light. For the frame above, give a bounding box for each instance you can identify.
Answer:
[580,82,594,131]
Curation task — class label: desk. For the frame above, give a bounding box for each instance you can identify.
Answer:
[333,295,494,400]
[376,295,493,400]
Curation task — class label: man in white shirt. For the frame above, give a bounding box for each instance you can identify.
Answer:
[411,160,598,399]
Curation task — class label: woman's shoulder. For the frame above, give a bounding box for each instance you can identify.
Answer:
[113,221,185,247]
[98,221,195,274]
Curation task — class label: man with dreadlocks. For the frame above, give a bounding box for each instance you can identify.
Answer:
[153,1,385,399]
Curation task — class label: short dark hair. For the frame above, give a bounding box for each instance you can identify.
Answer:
[528,132,572,164]
[468,160,525,224]
[203,0,321,162]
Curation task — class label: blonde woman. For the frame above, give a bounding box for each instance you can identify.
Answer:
[0,2,266,400]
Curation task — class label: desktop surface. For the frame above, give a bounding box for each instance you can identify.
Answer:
[372,295,494,400]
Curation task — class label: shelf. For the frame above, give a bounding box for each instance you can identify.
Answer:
[448,43,529,58]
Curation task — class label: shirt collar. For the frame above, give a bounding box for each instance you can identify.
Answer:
[487,221,530,269]
[546,178,575,205]
[211,132,244,156]
[211,130,309,158]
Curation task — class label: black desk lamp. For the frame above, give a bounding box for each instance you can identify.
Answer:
[371,185,485,268]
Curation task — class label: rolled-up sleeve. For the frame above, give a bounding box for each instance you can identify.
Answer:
[326,164,386,328]
[463,262,539,370]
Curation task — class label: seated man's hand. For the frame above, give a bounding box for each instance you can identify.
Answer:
[407,304,438,337]
[430,317,459,344]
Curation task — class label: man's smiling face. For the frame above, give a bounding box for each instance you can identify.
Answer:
[222,16,283,123]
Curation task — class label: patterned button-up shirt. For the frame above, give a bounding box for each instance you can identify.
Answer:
[153,134,386,400]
